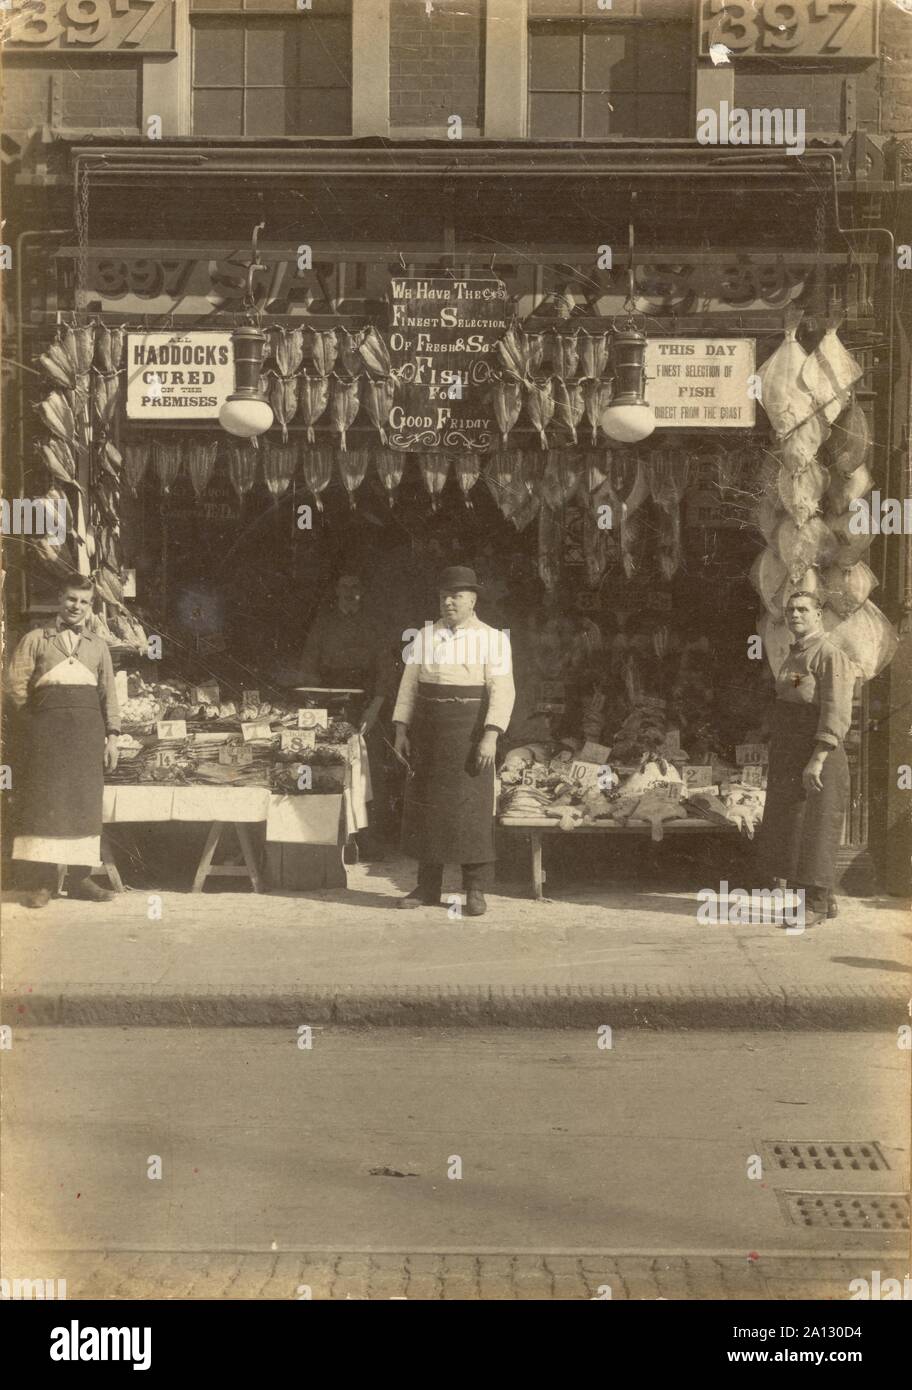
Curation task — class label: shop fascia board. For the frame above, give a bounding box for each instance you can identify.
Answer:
[59,139,847,184]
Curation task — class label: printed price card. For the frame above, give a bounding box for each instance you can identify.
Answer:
[242,689,261,708]
[241,721,273,742]
[297,708,328,730]
[152,748,178,769]
[736,743,769,766]
[156,720,187,741]
[218,743,253,766]
[281,729,316,752]
[683,764,714,788]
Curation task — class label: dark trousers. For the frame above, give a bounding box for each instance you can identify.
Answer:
[20,862,93,893]
[791,881,836,914]
[417,861,493,894]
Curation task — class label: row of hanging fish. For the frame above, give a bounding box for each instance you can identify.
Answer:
[751,309,896,682]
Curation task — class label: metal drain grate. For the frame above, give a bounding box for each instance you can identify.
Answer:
[762,1140,890,1173]
[779,1192,910,1231]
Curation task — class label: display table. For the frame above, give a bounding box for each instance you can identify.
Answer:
[498,816,737,900]
[102,786,346,892]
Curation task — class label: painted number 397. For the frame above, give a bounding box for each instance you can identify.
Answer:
[9,0,169,47]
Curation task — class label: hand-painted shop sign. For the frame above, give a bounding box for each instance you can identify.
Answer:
[701,0,877,59]
[646,339,756,428]
[126,332,234,420]
[6,0,175,52]
[387,277,510,451]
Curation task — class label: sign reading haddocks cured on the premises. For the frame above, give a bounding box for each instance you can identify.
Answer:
[387,277,510,451]
[126,332,234,420]
[645,338,756,428]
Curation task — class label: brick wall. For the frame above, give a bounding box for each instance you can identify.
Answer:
[881,0,912,136]
[734,68,879,135]
[389,0,485,135]
[0,58,141,139]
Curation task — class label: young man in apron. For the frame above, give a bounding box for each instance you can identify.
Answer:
[7,578,121,908]
[392,566,515,918]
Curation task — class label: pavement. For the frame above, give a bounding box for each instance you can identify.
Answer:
[2,856,910,1028]
[2,1029,908,1297]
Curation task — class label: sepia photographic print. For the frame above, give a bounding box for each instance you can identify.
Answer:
[1,0,910,1351]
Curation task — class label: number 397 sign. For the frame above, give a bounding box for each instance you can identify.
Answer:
[701,1,877,59]
[6,1,175,53]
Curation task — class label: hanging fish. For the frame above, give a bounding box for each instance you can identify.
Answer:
[779,411,829,472]
[336,327,367,379]
[826,463,874,517]
[152,438,182,495]
[577,450,610,501]
[360,376,395,444]
[100,441,122,481]
[827,400,870,475]
[799,314,862,424]
[823,561,878,618]
[38,339,79,391]
[301,445,334,511]
[328,377,360,451]
[648,448,692,580]
[187,439,219,500]
[828,508,875,566]
[553,380,585,445]
[338,447,370,508]
[484,450,520,518]
[777,459,828,527]
[525,379,555,450]
[540,452,580,510]
[822,600,898,681]
[308,328,338,378]
[582,504,613,587]
[95,325,127,374]
[124,440,151,494]
[757,310,815,437]
[357,325,393,378]
[577,330,610,379]
[40,438,81,490]
[298,372,330,443]
[775,515,837,582]
[67,322,96,376]
[489,378,522,446]
[420,453,451,512]
[37,390,77,443]
[749,548,788,616]
[270,325,305,378]
[92,370,121,437]
[375,448,405,507]
[269,371,300,443]
[453,451,481,507]
[227,442,257,500]
[582,379,612,445]
[551,331,580,382]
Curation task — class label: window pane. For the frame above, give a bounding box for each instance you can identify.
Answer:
[194,87,244,136]
[582,91,619,137]
[297,16,352,84]
[529,28,582,91]
[637,24,691,91]
[245,86,287,135]
[585,28,635,88]
[529,91,580,137]
[292,86,352,135]
[246,21,295,86]
[194,21,245,85]
[529,1,584,15]
[636,91,689,136]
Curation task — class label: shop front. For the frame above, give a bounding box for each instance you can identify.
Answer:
[6,138,903,896]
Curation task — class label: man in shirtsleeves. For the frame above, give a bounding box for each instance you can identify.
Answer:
[7,577,121,908]
[392,566,515,918]
[755,590,855,927]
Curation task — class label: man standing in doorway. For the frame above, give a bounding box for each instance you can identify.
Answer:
[7,577,121,908]
[392,566,515,917]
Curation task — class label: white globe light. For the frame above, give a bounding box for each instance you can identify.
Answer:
[218,395,274,438]
[600,402,656,444]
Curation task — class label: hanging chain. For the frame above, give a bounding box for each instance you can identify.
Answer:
[74,161,90,315]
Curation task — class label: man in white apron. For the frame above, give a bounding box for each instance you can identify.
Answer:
[7,578,121,908]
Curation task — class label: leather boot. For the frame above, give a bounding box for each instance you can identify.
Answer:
[67,877,115,903]
[398,864,443,908]
[464,889,487,917]
[23,888,51,909]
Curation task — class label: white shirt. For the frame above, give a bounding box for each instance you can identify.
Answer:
[392,615,515,733]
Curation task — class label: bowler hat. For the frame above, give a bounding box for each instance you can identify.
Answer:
[437,565,482,592]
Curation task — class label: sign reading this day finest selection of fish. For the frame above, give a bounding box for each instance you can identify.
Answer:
[387,277,510,450]
[646,338,756,428]
[126,332,235,420]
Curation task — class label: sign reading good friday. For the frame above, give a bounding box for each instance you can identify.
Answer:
[387,277,510,451]
[126,332,234,419]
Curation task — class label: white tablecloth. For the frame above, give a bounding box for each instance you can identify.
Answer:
[103,786,343,846]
